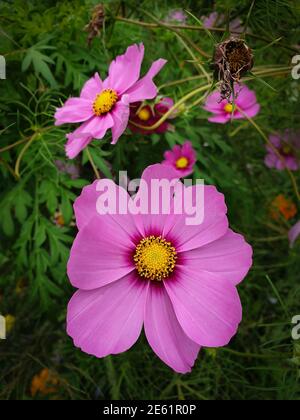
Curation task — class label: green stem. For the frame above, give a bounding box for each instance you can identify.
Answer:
[129,84,211,131]
[86,147,100,179]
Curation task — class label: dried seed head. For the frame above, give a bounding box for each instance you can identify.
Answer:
[84,4,105,47]
[213,37,254,101]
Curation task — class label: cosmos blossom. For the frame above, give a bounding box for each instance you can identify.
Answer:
[203,83,260,124]
[162,141,196,177]
[66,164,253,373]
[201,12,247,35]
[166,9,187,24]
[54,44,167,159]
[129,97,176,135]
[264,130,300,171]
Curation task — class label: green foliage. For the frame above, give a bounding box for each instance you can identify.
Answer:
[0,0,300,401]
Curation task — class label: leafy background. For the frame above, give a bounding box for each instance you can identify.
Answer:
[0,0,300,400]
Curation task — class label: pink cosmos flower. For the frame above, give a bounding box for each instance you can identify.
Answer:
[264,130,300,171]
[129,97,175,135]
[289,220,300,248]
[66,164,253,373]
[54,44,167,159]
[203,83,260,124]
[162,141,196,177]
[201,12,247,35]
[166,9,187,24]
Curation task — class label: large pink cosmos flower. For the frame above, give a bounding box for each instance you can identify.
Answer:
[162,141,196,177]
[203,83,260,124]
[66,164,252,373]
[264,130,300,171]
[55,44,167,159]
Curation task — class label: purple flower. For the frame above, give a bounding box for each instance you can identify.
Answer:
[265,130,300,171]
[55,160,80,179]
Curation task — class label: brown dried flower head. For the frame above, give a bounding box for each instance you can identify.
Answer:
[84,3,105,47]
[213,37,254,101]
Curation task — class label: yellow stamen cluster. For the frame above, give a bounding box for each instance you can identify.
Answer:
[93,89,118,116]
[176,156,189,169]
[281,144,292,155]
[224,103,234,113]
[134,236,177,281]
[137,107,151,121]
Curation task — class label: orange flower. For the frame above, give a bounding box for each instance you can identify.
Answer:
[30,368,60,398]
[270,195,297,221]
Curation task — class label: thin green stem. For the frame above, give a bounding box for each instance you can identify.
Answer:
[129,84,211,131]
[86,147,100,179]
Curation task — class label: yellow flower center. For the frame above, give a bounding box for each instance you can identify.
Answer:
[281,144,292,155]
[137,107,151,121]
[134,236,177,281]
[93,89,118,116]
[224,103,234,113]
[176,156,189,169]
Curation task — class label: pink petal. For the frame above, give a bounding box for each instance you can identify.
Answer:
[165,185,229,252]
[264,153,277,169]
[106,44,145,94]
[55,98,93,125]
[182,229,253,286]
[289,221,300,248]
[235,85,257,109]
[234,103,260,120]
[203,91,225,112]
[285,156,299,171]
[164,267,242,347]
[269,134,281,148]
[133,164,182,237]
[111,95,130,145]
[67,214,136,290]
[208,114,230,124]
[80,73,103,100]
[74,181,136,233]
[67,273,148,358]
[126,59,167,103]
[144,283,200,373]
[65,114,114,159]
[66,130,93,160]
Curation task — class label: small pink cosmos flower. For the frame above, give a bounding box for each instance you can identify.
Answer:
[289,220,300,248]
[66,164,252,373]
[202,12,247,35]
[162,141,196,177]
[54,44,167,159]
[166,9,188,24]
[203,83,260,124]
[264,130,300,171]
[129,97,176,135]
